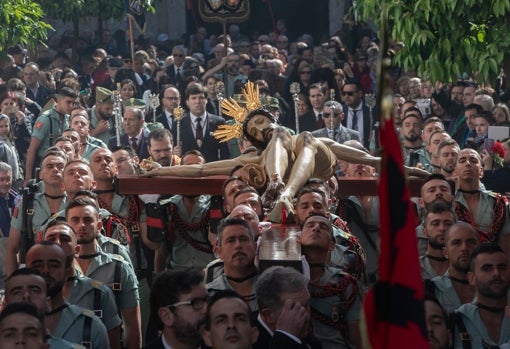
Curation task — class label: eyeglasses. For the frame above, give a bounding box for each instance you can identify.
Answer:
[164,97,180,101]
[341,91,358,96]
[167,296,208,311]
[323,112,341,118]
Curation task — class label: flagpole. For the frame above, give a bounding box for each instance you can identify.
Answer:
[222,20,229,98]
[128,15,136,72]
[361,6,428,349]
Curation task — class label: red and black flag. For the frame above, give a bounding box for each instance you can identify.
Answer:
[127,0,146,33]
[361,14,428,349]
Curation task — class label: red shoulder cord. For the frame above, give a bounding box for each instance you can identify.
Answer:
[455,194,507,242]
[167,203,212,253]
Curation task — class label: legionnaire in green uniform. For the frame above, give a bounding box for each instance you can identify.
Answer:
[43,220,123,349]
[89,86,115,145]
[66,197,141,349]
[89,147,158,345]
[4,269,87,349]
[451,244,510,348]
[25,87,77,182]
[207,218,258,312]
[0,302,51,349]
[7,150,67,275]
[26,243,110,349]
[69,108,107,161]
[429,222,480,313]
[300,214,362,349]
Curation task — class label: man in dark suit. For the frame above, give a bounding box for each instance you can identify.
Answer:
[179,83,229,162]
[254,266,322,349]
[0,162,17,289]
[298,83,328,133]
[143,269,208,349]
[202,290,259,349]
[108,106,150,160]
[341,78,376,149]
[22,62,54,108]
[312,100,360,144]
[156,86,181,132]
[165,45,187,95]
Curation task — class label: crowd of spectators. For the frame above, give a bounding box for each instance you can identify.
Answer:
[0,17,510,349]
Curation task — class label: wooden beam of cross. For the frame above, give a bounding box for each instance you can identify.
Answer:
[116,176,425,197]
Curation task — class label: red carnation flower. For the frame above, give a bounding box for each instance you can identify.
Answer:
[491,142,505,158]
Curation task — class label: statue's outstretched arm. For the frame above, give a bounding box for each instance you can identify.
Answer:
[142,155,253,177]
[324,138,429,177]
[324,139,381,169]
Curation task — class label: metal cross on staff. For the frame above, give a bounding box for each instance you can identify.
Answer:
[365,93,376,127]
[173,106,184,146]
[113,84,123,146]
[149,93,160,123]
[215,81,225,118]
[329,88,336,139]
[290,82,301,133]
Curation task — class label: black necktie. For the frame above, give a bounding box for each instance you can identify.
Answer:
[196,118,203,145]
[130,137,138,150]
[410,152,419,167]
[351,110,359,131]
[317,113,324,128]
[0,197,10,237]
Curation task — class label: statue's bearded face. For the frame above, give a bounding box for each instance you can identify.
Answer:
[246,113,274,143]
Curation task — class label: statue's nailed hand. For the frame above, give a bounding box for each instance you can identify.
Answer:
[139,160,162,177]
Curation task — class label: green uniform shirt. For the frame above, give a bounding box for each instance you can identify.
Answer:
[309,266,362,349]
[11,191,66,239]
[32,107,69,159]
[53,303,109,349]
[89,107,114,145]
[165,195,214,270]
[208,273,258,312]
[81,249,139,311]
[67,274,122,330]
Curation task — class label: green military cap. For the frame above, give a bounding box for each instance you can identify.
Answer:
[125,98,146,109]
[146,122,164,132]
[41,98,56,113]
[232,94,246,104]
[96,86,113,103]
[260,96,279,109]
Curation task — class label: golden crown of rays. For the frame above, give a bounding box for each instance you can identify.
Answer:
[212,81,262,142]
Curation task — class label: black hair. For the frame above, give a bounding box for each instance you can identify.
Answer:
[217,218,254,246]
[150,269,204,329]
[204,289,254,330]
[65,197,100,220]
[470,243,506,272]
[424,201,455,224]
[0,302,46,341]
[421,173,455,196]
[58,86,79,99]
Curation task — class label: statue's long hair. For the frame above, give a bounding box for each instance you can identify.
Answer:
[242,107,277,150]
